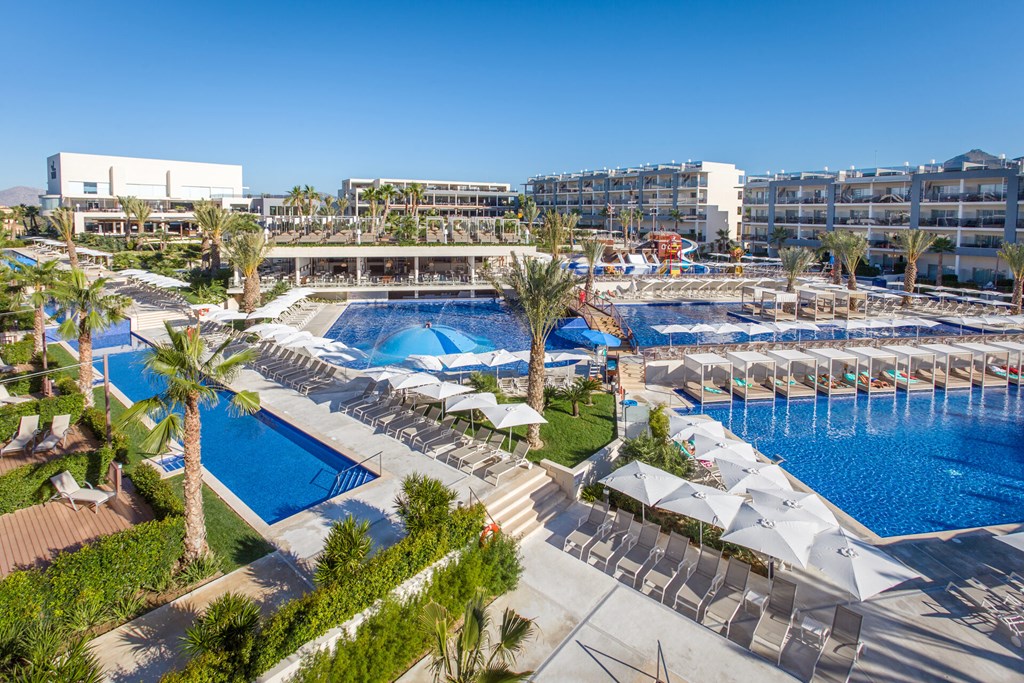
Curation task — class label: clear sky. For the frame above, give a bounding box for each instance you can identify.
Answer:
[3,0,1022,195]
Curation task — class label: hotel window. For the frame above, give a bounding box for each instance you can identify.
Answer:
[83,182,98,195]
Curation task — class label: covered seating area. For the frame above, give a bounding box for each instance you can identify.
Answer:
[797,288,835,322]
[765,349,817,399]
[680,353,734,404]
[880,345,936,392]
[847,347,897,395]
[991,340,1024,385]
[726,351,776,401]
[917,343,974,389]
[805,348,857,396]
[955,342,1010,390]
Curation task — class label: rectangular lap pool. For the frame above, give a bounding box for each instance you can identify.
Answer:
[701,388,1024,537]
[105,348,376,524]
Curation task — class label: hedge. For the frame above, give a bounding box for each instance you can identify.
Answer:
[0,338,34,365]
[130,462,184,520]
[0,392,86,442]
[0,517,184,630]
[162,504,486,682]
[0,446,116,515]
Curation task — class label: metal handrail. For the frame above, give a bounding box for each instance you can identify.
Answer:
[467,487,498,526]
[331,450,383,497]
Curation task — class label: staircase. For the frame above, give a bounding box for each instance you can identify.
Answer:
[132,303,189,331]
[483,468,570,540]
[618,355,647,393]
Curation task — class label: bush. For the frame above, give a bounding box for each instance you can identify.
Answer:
[79,407,130,458]
[393,474,457,536]
[620,434,693,479]
[0,392,86,442]
[0,337,35,365]
[182,593,262,681]
[315,516,373,586]
[0,447,117,515]
[130,463,184,520]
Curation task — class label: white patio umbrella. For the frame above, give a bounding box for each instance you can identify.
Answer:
[695,439,758,463]
[668,415,727,442]
[710,322,744,334]
[655,480,744,544]
[721,501,819,568]
[247,322,293,335]
[411,381,473,401]
[732,322,774,337]
[274,331,314,346]
[600,460,684,522]
[363,365,413,382]
[445,391,498,429]
[808,526,921,601]
[547,350,592,363]
[406,354,445,371]
[388,372,441,391]
[715,455,793,494]
[317,351,359,364]
[477,349,521,378]
[480,402,547,451]
[261,326,301,341]
[748,488,838,531]
[995,532,1024,553]
[439,352,483,369]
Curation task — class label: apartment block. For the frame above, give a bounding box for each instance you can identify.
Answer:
[339,178,517,219]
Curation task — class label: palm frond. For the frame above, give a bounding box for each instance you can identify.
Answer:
[227,390,260,417]
[138,414,183,455]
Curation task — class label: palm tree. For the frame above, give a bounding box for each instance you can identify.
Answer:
[422,591,536,683]
[778,247,816,293]
[361,187,381,228]
[378,184,398,226]
[541,210,569,257]
[24,205,40,232]
[818,231,844,285]
[10,205,27,237]
[314,515,372,586]
[490,255,579,449]
[53,270,130,405]
[284,185,304,223]
[580,237,606,298]
[930,236,955,284]
[519,196,539,241]
[616,209,631,248]
[48,207,78,268]
[404,182,426,224]
[12,259,60,356]
[119,196,152,245]
[769,226,789,254]
[714,227,731,254]
[302,185,321,219]
[119,323,259,561]
[668,208,684,233]
[893,229,936,307]
[225,225,274,314]
[998,243,1024,314]
[557,378,593,417]
[833,230,869,291]
[192,200,236,274]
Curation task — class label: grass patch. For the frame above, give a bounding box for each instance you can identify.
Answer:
[511,392,616,468]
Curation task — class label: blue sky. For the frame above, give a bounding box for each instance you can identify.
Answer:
[3,1,1022,194]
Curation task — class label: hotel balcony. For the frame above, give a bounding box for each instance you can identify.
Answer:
[922,191,1007,203]
[835,216,909,226]
[775,195,827,205]
[836,193,911,204]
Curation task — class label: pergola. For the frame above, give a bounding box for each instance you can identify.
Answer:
[954,343,1010,390]
[805,348,858,396]
[740,286,767,316]
[797,288,835,322]
[725,351,776,401]
[833,290,868,319]
[847,346,898,396]
[880,345,936,392]
[990,340,1024,385]
[758,289,798,322]
[917,343,974,389]
[765,349,817,400]
[680,353,733,404]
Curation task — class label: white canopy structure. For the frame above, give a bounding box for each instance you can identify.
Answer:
[847,346,897,395]
[726,351,776,401]
[916,343,974,389]
[765,349,817,399]
[680,353,733,404]
[879,345,936,392]
[954,342,1010,389]
[990,341,1024,385]
[805,348,857,396]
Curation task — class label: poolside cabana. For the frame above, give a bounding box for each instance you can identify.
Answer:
[833,290,868,319]
[879,345,936,392]
[846,347,898,396]
[916,343,974,390]
[765,349,817,400]
[725,351,776,401]
[797,288,835,322]
[758,290,798,322]
[740,286,766,316]
[954,343,1010,390]
[805,348,858,396]
[990,340,1024,385]
[680,353,733,404]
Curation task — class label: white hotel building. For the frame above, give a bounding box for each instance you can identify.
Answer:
[40,152,251,234]
[525,161,744,242]
[340,178,518,219]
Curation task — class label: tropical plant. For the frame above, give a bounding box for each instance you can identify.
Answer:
[519,196,539,238]
[714,227,732,254]
[647,404,670,443]
[490,255,580,448]
[421,591,536,683]
[394,473,457,536]
[578,376,601,405]
[467,371,501,398]
[284,185,305,222]
[47,206,79,268]
[11,259,60,357]
[118,323,259,561]
[378,184,398,226]
[225,224,274,313]
[893,229,937,307]
[182,592,262,679]
[556,377,593,417]
[579,237,607,298]
[930,236,955,284]
[361,186,381,228]
[998,242,1024,314]
[833,230,869,290]
[728,245,745,263]
[668,208,684,233]
[616,209,632,248]
[24,205,40,232]
[4,621,103,683]
[314,515,373,586]
[53,270,130,405]
[121,196,152,244]
[404,182,426,223]
[302,185,321,218]
[540,210,570,257]
[192,200,236,273]
[769,226,790,253]
[778,247,816,293]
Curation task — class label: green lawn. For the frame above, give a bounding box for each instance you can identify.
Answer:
[510,392,617,468]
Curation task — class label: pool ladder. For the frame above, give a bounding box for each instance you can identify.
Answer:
[330,450,383,497]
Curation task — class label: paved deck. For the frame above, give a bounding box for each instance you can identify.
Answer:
[0,484,153,576]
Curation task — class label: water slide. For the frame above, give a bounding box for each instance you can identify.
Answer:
[658,238,709,274]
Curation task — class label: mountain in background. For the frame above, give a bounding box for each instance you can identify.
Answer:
[0,186,43,206]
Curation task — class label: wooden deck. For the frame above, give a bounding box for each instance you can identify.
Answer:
[0,426,102,476]
[0,483,154,577]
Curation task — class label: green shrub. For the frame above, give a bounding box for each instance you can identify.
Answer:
[129,462,184,520]
[315,516,373,586]
[53,373,80,396]
[0,448,116,515]
[0,392,86,442]
[0,338,34,365]
[182,592,262,681]
[393,473,457,536]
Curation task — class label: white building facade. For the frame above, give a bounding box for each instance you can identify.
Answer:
[340,178,517,219]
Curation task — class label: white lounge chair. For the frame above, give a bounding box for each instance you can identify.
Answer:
[33,414,72,454]
[1,414,40,455]
[49,470,116,513]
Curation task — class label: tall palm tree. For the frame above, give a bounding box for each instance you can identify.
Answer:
[490,255,579,449]
[302,185,321,219]
[998,243,1024,314]
[616,209,631,248]
[378,184,398,227]
[519,196,539,241]
[930,236,955,284]
[225,226,274,313]
[119,323,259,562]
[565,210,580,250]
[667,208,684,233]
[119,196,152,245]
[48,207,78,268]
[778,247,816,293]
[24,205,40,232]
[335,196,350,219]
[53,270,130,405]
[361,187,381,228]
[11,259,60,356]
[714,227,732,254]
[893,229,936,307]
[541,210,568,257]
[818,231,844,285]
[405,182,426,224]
[10,205,27,237]
[284,185,304,223]
[422,592,536,683]
[769,226,789,254]
[580,238,606,298]
[192,200,236,273]
[833,230,869,291]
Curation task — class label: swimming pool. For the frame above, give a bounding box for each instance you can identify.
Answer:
[701,389,1024,537]
[46,318,134,350]
[104,348,376,524]
[4,250,37,269]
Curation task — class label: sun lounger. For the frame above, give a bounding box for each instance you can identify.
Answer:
[587,511,638,570]
[703,559,752,632]
[811,605,866,683]
[673,546,724,620]
[641,531,694,603]
[613,521,665,587]
[32,414,72,454]
[0,384,33,405]
[2,415,40,455]
[563,502,611,557]
[48,470,116,513]
[483,442,531,486]
[752,577,799,664]
[455,446,501,472]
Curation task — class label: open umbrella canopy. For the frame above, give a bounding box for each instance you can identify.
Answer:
[599,460,685,507]
[438,352,483,369]
[709,323,744,334]
[317,351,359,364]
[580,330,621,347]
[697,440,758,463]
[363,366,413,382]
[274,331,314,346]
[655,480,744,528]
[721,502,820,568]
[715,456,793,494]
[247,323,293,335]
[668,415,728,442]
[480,402,547,429]
[732,323,774,336]
[476,349,521,367]
[387,372,441,390]
[410,381,474,401]
[445,392,498,413]
[808,527,921,601]
[206,310,248,322]
[748,488,838,531]
[377,324,477,358]
[406,354,445,371]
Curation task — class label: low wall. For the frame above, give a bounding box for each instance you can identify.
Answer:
[539,438,625,500]
[645,360,687,385]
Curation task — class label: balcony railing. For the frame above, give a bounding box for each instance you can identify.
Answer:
[835,216,910,226]
[923,191,1007,203]
[836,194,911,204]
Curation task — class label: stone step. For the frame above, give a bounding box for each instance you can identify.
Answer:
[498,483,568,538]
[482,467,549,516]
[507,490,570,540]
[492,480,563,529]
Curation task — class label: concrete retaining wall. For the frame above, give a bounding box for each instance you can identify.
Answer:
[539,438,625,500]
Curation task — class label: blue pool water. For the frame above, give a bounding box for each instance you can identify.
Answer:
[702,389,1024,537]
[4,250,37,268]
[47,318,134,350]
[104,349,376,524]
